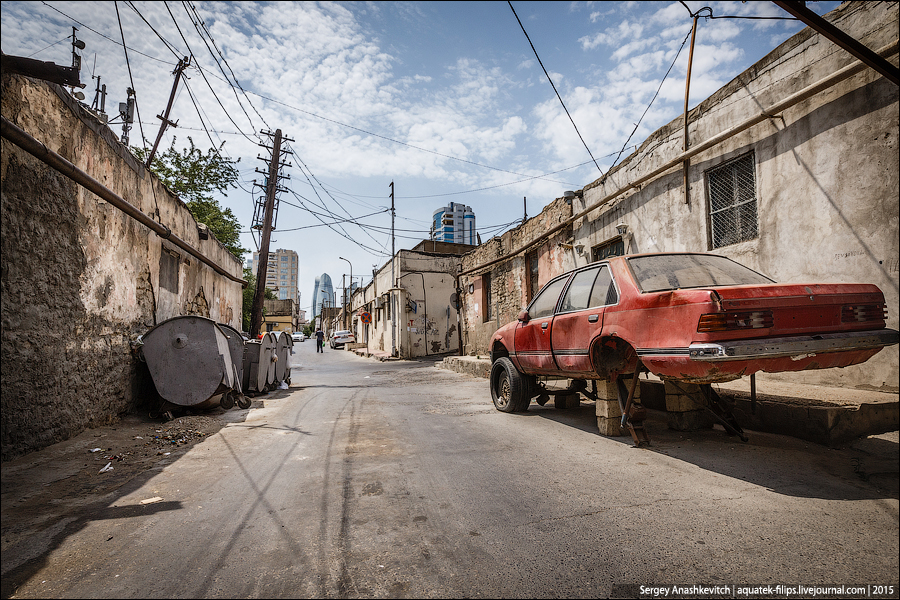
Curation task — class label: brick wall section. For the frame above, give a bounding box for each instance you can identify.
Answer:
[1,74,244,460]
[459,197,574,356]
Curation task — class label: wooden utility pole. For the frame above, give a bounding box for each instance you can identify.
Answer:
[249,129,283,338]
[146,57,189,167]
[390,181,396,357]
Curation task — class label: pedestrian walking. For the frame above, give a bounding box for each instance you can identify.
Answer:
[315,327,325,353]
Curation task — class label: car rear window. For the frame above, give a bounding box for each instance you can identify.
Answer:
[628,254,773,293]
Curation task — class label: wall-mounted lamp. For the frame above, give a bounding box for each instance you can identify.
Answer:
[574,243,584,255]
[616,223,629,236]
[468,283,475,294]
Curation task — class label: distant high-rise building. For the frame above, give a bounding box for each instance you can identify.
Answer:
[311,273,334,317]
[431,202,475,245]
[248,248,299,302]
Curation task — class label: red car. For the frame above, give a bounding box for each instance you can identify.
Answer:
[489,252,897,413]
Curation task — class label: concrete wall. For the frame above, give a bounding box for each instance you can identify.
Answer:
[351,249,462,358]
[569,1,898,391]
[1,74,244,460]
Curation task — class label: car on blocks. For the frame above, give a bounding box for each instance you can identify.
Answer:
[488,252,898,445]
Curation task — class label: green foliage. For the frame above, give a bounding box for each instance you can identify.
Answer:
[133,137,247,260]
[241,267,277,332]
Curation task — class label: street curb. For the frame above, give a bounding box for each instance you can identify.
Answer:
[436,356,899,446]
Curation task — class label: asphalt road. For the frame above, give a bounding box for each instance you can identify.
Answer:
[3,345,899,598]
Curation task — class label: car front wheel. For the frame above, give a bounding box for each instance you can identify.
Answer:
[490,357,530,413]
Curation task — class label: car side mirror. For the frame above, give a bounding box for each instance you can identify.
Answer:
[517,310,530,323]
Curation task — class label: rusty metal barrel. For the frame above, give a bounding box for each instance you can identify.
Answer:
[139,316,242,408]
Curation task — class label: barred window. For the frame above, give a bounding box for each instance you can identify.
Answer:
[706,152,758,249]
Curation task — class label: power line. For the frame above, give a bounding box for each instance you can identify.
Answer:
[40,1,176,66]
[508,1,603,175]
[162,0,259,145]
[185,1,271,130]
[182,1,262,134]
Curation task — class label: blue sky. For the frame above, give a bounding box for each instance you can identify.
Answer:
[1,1,841,314]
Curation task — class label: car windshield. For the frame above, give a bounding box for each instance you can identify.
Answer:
[628,254,774,293]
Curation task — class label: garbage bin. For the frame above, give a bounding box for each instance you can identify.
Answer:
[275,331,292,385]
[217,323,251,409]
[139,316,243,409]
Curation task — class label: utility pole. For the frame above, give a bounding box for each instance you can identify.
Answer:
[523,196,527,224]
[249,129,286,338]
[146,57,190,167]
[390,181,397,357]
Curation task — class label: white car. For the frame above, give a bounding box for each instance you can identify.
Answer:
[291,331,305,342]
[329,330,355,349]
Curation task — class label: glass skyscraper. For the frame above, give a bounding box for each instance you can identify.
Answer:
[310,273,334,317]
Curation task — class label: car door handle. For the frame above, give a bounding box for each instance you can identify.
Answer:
[588,314,599,323]
[541,322,549,330]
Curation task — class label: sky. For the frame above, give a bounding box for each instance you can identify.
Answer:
[1,0,842,316]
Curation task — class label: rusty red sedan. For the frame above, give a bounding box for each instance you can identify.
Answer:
[489,252,897,413]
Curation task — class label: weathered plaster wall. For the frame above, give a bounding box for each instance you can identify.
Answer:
[1,74,244,460]
[571,1,898,390]
[351,250,461,358]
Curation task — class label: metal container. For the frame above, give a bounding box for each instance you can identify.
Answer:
[140,316,241,408]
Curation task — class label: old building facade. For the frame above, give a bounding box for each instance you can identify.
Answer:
[457,1,898,390]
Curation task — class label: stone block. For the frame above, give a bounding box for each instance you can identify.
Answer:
[667,409,714,431]
[554,392,580,409]
[593,380,620,400]
[595,398,622,419]
[664,380,703,412]
[597,416,625,436]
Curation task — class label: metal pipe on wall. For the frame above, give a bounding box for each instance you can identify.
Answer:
[1,115,247,287]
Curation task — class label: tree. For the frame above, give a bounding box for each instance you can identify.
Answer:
[241,267,276,332]
[133,137,247,260]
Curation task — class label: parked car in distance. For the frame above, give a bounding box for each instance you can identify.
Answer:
[291,331,305,343]
[489,252,898,413]
[329,330,355,349]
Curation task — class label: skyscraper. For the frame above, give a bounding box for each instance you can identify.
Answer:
[310,273,334,317]
[248,248,299,301]
[431,202,475,245]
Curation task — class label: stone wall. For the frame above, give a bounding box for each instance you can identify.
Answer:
[1,74,244,460]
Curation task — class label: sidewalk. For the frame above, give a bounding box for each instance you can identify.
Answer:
[436,355,899,447]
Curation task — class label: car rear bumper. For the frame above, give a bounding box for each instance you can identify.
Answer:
[686,329,899,361]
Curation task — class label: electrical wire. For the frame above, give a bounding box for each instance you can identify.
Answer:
[185,1,271,130]
[508,0,603,175]
[182,1,262,134]
[163,0,259,145]
[40,1,176,66]
[605,27,693,177]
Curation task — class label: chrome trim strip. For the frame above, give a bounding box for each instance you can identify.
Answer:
[552,349,589,356]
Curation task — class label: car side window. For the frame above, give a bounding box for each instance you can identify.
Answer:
[588,265,617,307]
[559,267,601,312]
[529,277,568,319]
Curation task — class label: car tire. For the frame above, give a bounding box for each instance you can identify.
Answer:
[490,357,529,413]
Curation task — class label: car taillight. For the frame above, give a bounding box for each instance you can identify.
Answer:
[698,310,774,332]
[841,304,887,324]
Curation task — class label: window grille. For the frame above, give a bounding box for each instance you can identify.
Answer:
[706,152,759,249]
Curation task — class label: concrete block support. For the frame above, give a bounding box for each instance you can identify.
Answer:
[554,392,581,409]
[664,381,713,431]
[596,398,625,436]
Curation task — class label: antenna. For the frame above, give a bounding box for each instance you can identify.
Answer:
[69,27,86,101]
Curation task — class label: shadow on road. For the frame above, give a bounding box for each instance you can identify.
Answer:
[526,401,899,502]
